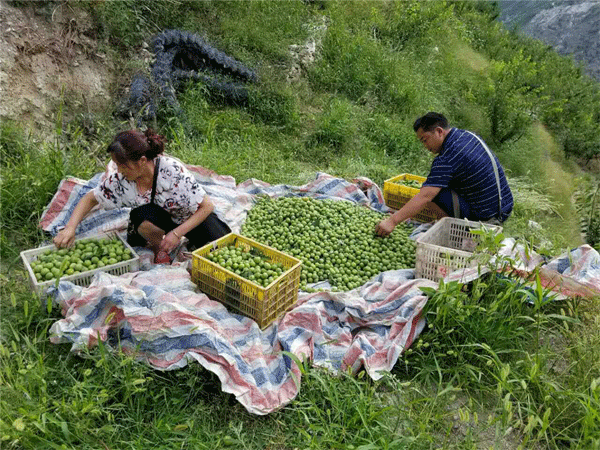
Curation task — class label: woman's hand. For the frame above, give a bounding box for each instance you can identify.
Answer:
[54,226,77,248]
[159,231,182,253]
[53,191,99,248]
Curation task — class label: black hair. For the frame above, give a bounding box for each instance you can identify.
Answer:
[107,128,166,164]
[413,112,449,133]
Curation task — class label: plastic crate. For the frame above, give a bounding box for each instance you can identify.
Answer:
[415,217,502,282]
[383,173,437,223]
[191,233,302,329]
[20,232,140,297]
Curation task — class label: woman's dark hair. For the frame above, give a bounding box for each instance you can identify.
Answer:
[107,128,167,164]
[413,112,449,132]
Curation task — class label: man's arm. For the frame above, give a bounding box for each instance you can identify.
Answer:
[375,186,441,236]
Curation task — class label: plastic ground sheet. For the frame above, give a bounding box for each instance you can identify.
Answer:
[39,166,600,415]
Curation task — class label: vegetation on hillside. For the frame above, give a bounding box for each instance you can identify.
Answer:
[1,1,599,449]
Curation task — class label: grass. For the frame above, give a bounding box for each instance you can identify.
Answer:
[2,1,600,449]
[2,265,598,449]
[498,123,584,250]
[396,261,600,449]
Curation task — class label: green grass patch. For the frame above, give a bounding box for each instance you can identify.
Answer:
[0,121,108,260]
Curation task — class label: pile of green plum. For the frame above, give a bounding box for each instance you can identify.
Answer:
[400,179,423,189]
[204,245,287,287]
[242,196,416,291]
[30,237,133,283]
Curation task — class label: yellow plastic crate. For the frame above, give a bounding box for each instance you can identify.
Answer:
[415,217,502,282]
[20,232,140,297]
[191,233,302,329]
[383,173,437,223]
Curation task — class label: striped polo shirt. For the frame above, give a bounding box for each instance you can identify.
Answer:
[423,128,513,222]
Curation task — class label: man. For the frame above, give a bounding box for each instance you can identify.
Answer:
[375,112,513,236]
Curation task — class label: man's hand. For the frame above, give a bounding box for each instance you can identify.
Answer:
[375,217,396,237]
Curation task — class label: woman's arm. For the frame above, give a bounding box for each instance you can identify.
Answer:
[53,191,99,248]
[159,196,215,253]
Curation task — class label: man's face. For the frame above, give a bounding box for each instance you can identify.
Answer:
[416,127,445,155]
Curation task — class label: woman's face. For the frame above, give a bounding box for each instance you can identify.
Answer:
[111,154,144,181]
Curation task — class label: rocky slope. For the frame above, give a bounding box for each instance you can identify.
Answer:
[496,0,600,81]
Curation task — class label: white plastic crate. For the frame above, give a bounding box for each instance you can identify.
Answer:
[20,232,140,296]
[415,217,502,282]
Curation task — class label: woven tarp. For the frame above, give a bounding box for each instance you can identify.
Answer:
[40,167,600,415]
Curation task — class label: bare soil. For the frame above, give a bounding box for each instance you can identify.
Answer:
[0,0,114,134]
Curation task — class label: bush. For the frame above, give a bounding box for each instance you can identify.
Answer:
[181,0,311,62]
[362,113,430,173]
[460,11,600,160]
[482,52,544,145]
[373,0,459,50]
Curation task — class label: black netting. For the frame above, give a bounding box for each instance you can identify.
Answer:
[117,29,258,126]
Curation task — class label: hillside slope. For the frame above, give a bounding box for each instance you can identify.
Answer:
[1,0,597,251]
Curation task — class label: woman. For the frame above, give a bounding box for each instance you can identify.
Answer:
[54,129,231,263]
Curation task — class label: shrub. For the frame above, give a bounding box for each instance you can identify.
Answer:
[482,52,545,145]
[362,113,430,173]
